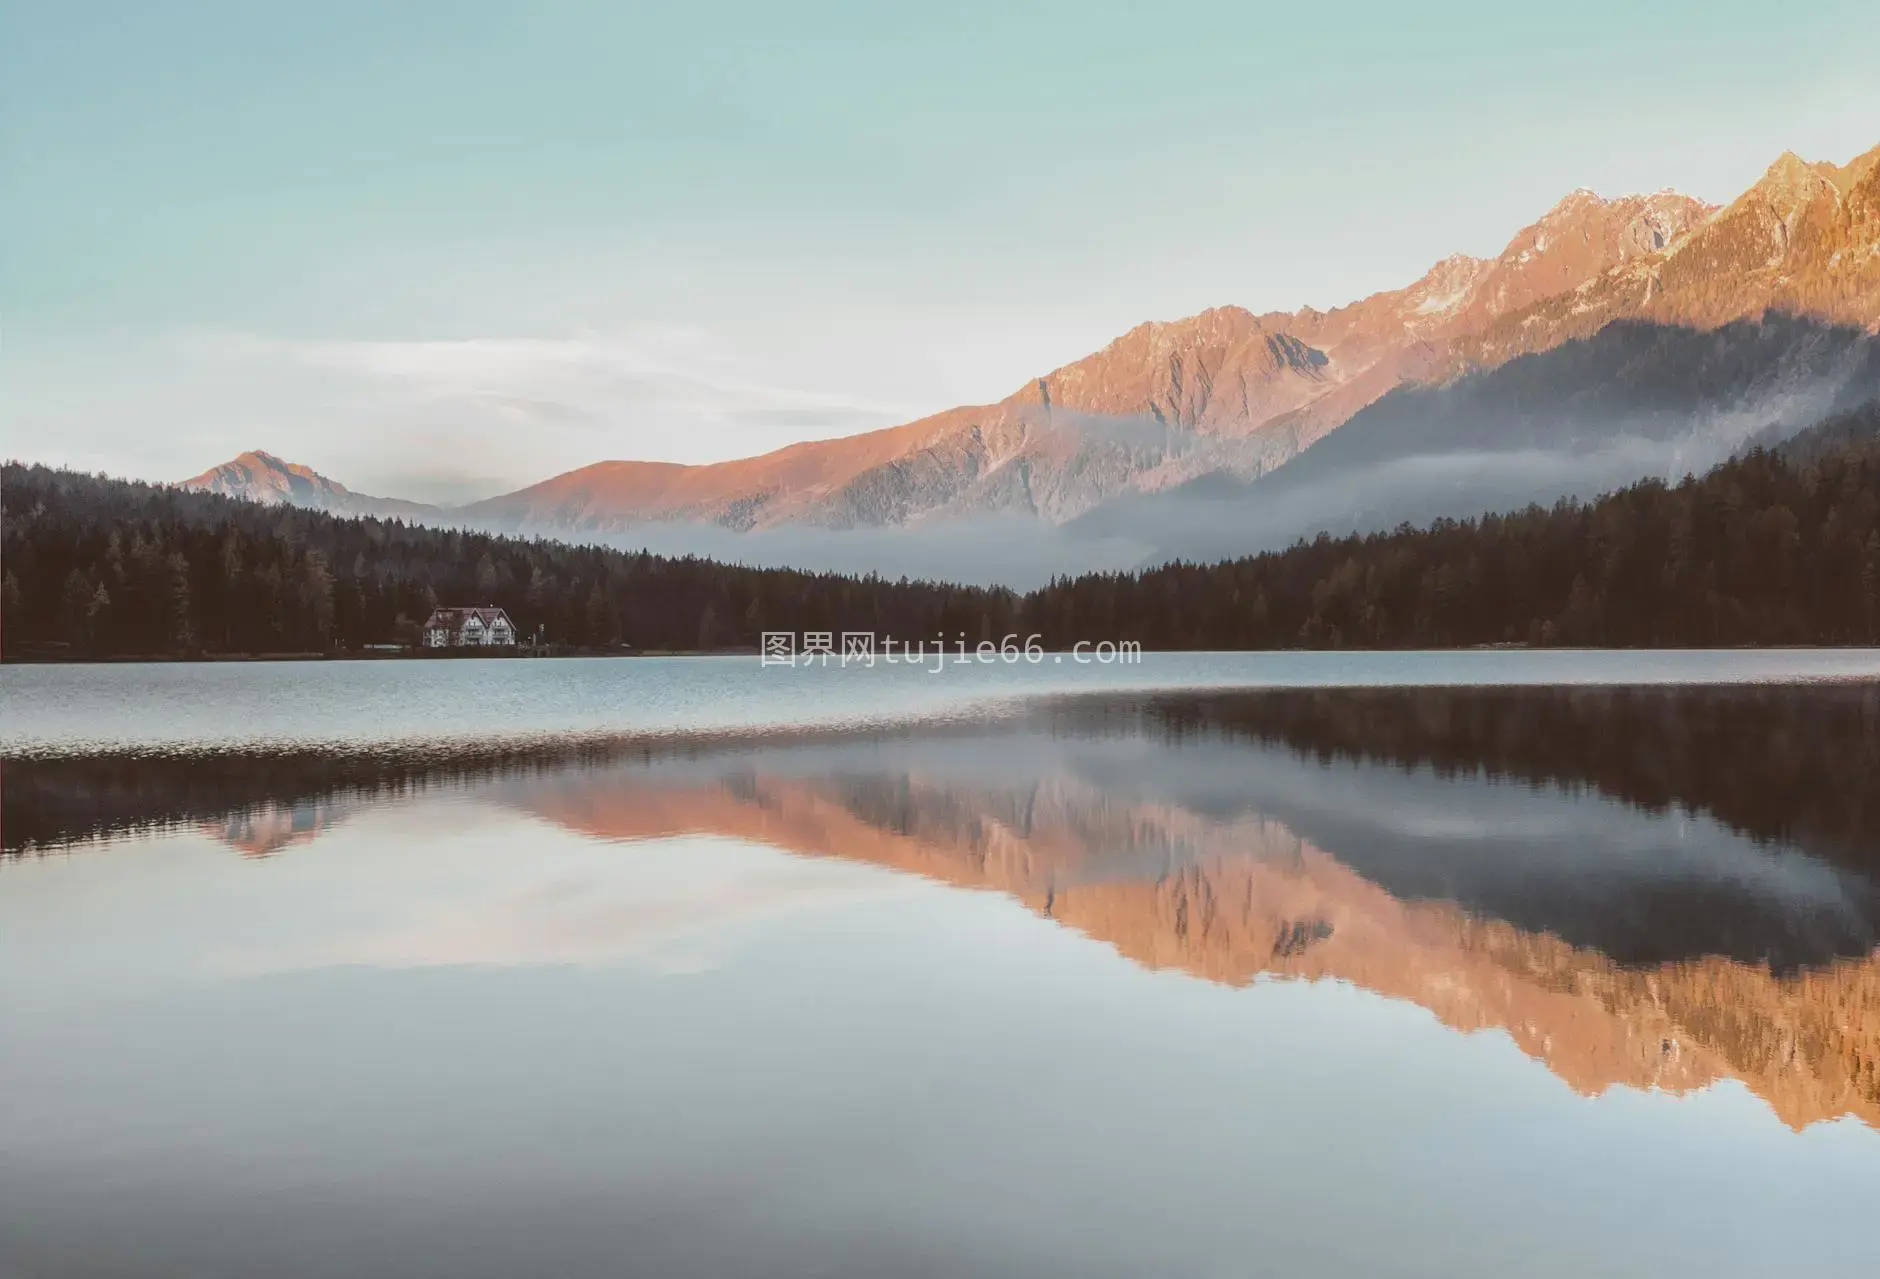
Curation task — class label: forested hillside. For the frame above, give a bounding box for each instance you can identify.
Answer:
[0,468,1010,657]
[5,399,1879,656]
[1032,400,1880,650]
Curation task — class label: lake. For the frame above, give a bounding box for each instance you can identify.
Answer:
[5,654,1880,1277]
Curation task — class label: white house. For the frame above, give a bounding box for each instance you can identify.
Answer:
[421,606,518,648]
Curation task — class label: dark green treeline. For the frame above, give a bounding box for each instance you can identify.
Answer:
[0,465,1006,657]
[5,406,1880,657]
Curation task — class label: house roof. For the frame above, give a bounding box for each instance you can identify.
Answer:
[422,606,514,629]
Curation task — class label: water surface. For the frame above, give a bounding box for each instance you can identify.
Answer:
[9,647,1880,755]
[5,662,1880,1277]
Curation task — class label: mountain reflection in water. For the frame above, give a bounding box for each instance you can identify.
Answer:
[8,683,1880,1131]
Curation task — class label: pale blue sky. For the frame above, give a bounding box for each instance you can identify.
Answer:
[5,0,1878,498]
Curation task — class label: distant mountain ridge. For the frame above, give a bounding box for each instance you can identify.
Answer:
[1075,313,1880,563]
[182,451,438,521]
[1452,144,1880,369]
[447,186,1720,533]
[180,140,1880,546]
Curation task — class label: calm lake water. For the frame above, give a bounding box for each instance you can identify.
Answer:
[7,648,1880,755]
[5,655,1880,1277]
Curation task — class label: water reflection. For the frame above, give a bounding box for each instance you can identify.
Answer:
[10,684,1880,1133]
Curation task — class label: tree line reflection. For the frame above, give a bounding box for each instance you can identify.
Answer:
[9,682,1880,1128]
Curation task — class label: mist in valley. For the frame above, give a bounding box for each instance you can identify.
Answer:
[400,319,1880,589]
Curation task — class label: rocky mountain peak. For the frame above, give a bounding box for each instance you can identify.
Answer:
[181,452,436,519]
[1452,143,1880,371]
[1837,141,1880,195]
[1012,304,1324,436]
[1541,186,1605,217]
[1136,305,1265,349]
[1398,188,1715,341]
[1620,191,1711,257]
[185,450,349,502]
[1741,149,1841,219]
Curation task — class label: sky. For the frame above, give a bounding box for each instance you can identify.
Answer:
[5,1,1880,502]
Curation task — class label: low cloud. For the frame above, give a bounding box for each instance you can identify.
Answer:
[108,328,921,501]
[537,513,1152,591]
[1085,383,1872,572]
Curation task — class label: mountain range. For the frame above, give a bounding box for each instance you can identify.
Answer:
[182,140,1880,580]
